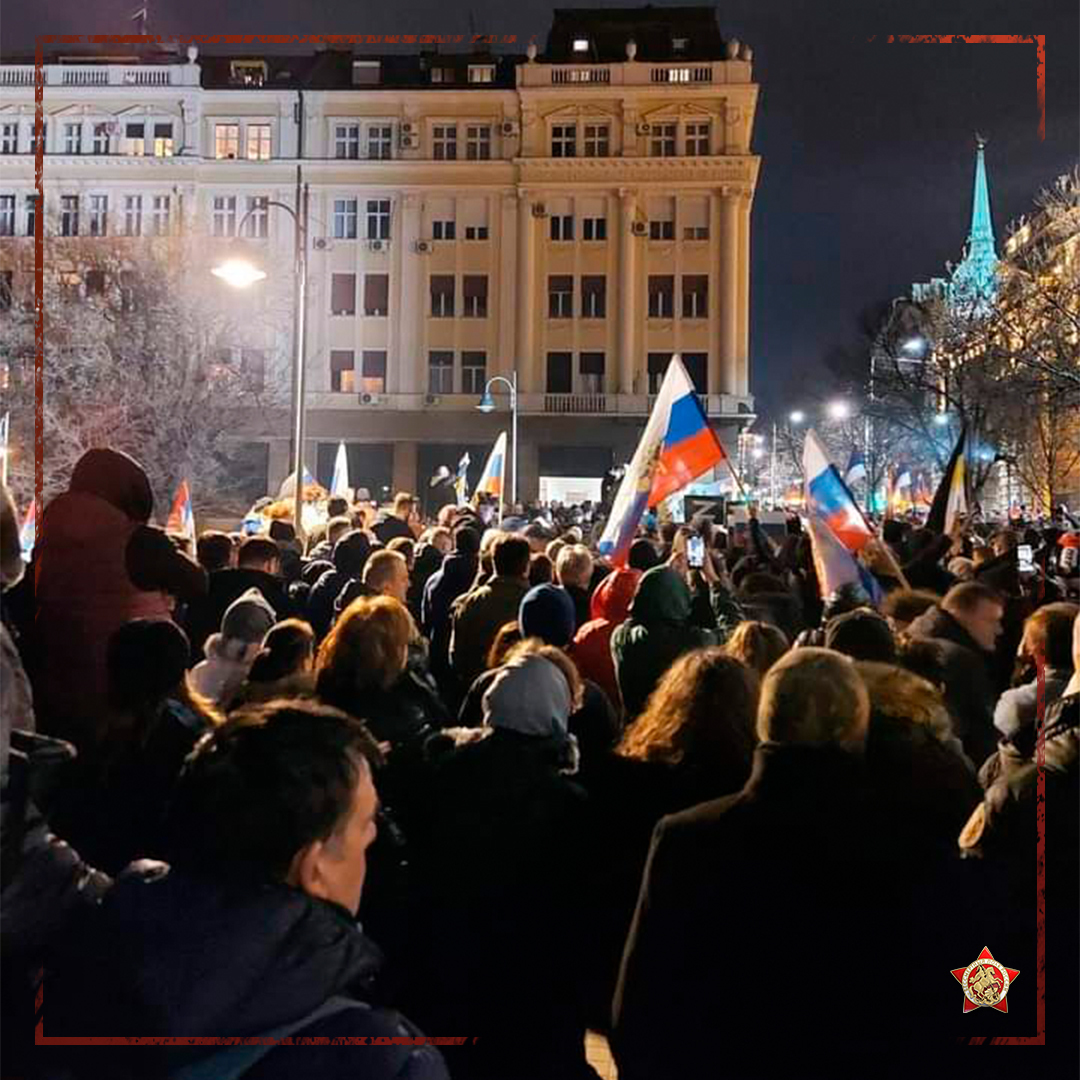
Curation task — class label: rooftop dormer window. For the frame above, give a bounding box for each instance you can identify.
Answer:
[430,67,455,84]
[572,38,590,52]
[672,37,689,53]
[229,60,267,87]
[467,64,495,84]
[351,60,381,86]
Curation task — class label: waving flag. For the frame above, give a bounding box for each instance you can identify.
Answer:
[599,355,728,566]
[844,448,866,487]
[803,429,873,553]
[805,514,883,605]
[475,432,507,500]
[330,442,351,500]
[454,452,471,507]
[166,479,196,544]
[926,425,968,536]
[19,499,35,562]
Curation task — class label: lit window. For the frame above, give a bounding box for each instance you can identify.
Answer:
[153,122,174,157]
[573,38,589,52]
[668,68,691,82]
[124,122,145,156]
[468,64,495,84]
[230,60,267,87]
[361,351,386,394]
[246,124,271,160]
[330,350,355,392]
[92,123,110,154]
[215,124,240,160]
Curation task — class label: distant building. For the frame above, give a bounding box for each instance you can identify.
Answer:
[0,6,761,506]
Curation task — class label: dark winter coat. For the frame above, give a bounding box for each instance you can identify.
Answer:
[47,869,450,1080]
[906,604,1001,765]
[421,550,479,694]
[449,576,531,690]
[183,567,294,663]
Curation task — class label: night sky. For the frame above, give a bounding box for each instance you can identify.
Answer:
[4,0,1078,421]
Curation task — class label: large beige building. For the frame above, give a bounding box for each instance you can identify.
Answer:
[0,7,760,507]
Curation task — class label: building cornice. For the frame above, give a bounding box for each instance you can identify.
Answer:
[518,155,759,187]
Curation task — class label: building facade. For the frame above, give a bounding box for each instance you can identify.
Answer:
[0,7,760,508]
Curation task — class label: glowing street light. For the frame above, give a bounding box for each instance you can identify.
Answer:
[933,413,950,426]
[902,336,927,356]
[788,410,806,425]
[211,256,267,289]
[826,400,850,421]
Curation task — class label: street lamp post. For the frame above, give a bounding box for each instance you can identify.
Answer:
[476,371,518,519]
[211,165,309,541]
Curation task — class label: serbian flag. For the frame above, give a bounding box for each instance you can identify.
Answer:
[19,499,35,562]
[475,432,507,500]
[166,479,196,544]
[599,355,727,565]
[803,429,873,553]
[805,514,883,605]
[330,442,350,500]
[926,425,968,536]
[454,452,471,507]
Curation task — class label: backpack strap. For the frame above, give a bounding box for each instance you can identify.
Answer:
[168,996,370,1080]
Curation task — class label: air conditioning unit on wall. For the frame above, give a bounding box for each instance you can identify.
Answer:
[359,392,382,405]
[531,202,547,218]
[401,121,418,136]
[501,120,519,136]
[636,121,652,135]
[313,237,332,251]
[367,239,386,251]
[631,220,648,236]
[425,394,441,405]
[414,239,432,253]
[399,134,419,149]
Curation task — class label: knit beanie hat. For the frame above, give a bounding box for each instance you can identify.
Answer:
[825,608,897,664]
[221,588,277,645]
[482,653,573,739]
[519,584,577,646]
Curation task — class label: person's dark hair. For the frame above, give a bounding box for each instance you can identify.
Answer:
[107,618,191,711]
[824,608,897,664]
[167,700,383,883]
[248,619,316,684]
[628,538,660,573]
[278,548,302,585]
[493,535,532,579]
[327,496,349,519]
[739,572,788,596]
[454,524,481,556]
[196,531,233,572]
[880,589,941,626]
[326,515,354,548]
[942,581,1004,617]
[333,529,371,577]
[268,520,296,545]
[529,552,554,586]
[302,558,334,586]
[238,536,280,571]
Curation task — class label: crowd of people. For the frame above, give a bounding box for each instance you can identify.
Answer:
[1,446,1077,1078]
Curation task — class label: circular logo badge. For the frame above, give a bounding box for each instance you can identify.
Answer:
[962,960,1010,1007]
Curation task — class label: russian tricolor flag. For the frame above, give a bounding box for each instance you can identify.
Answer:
[475,431,506,500]
[166,479,196,544]
[803,429,873,553]
[599,356,727,566]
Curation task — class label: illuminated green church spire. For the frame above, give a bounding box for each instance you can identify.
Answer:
[949,135,998,316]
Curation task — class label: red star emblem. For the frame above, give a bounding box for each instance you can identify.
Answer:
[950,946,1020,1013]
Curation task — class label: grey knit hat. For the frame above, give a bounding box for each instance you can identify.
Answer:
[221,588,277,645]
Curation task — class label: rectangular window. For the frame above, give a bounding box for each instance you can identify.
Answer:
[0,196,14,236]
[430,275,455,317]
[649,218,675,241]
[683,353,707,393]
[25,196,36,236]
[580,351,605,394]
[548,275,573,319]
[330,273,356,316]
[551,124,576,158]
[467,64,495,84]
[433,125,457,161]
[63,123,82,154]
[361,350,387,395]
[430,67,455,84]
[428,351,454,394]
[363,273,389,316]
[124,195,142,237]
[92,122,110,154]
[461,351,487,395]
[245,123,271,161]
[581,275,606,318]
[153,122,174,157]
[366,199,391,240]
[0,125,17,154]
[29,121,46,155]
[335,124,361,160]
[333,198,358,239]
[212,195,237,238]
[682,275,708,318]
[582,216,607,241]
[550,214,574,241]
[682,195,709,239]
[647,352,672,394]
[432,219,455,241]
[0,270,13,311]
[214,124,239,159]
[152,195,170,236]
[241,348,266,392]
[685,120,710,156]
[546,352,573,394]
[125,122,145,156]
[583,123,609,157]
[366,124,392,160]
[465,125,491,161]
[650,122,677,157]
[648,275,675,318]
[464,224,488,240]
[89,194,108,236]
[330,350,355,393]
[60,195,79,236]
[245,196,268,239]
[463,275,488,318]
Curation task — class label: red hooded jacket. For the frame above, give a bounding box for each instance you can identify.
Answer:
[570,568,641,713]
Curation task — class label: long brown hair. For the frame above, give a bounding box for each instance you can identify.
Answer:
[618,648,759,771]
[315,596,412,705]
[723,621,789,677]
